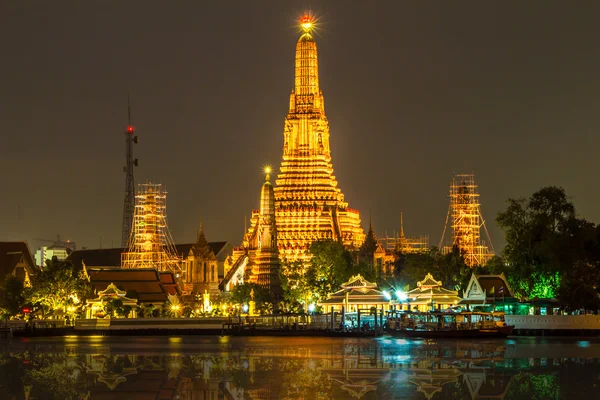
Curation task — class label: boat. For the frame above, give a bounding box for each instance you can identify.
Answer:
[386,311,514,339]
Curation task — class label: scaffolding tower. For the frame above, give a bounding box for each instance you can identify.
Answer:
[121,182,182,275]
[439,174,494,267]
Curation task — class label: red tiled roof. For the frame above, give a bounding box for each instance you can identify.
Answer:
[87,268,178,303]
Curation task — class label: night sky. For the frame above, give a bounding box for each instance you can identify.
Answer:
[2,2,599,253]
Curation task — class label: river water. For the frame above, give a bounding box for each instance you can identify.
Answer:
[1,335,599,399]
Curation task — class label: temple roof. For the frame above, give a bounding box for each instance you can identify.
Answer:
[341,274,377,289]
[87,268,179,303]
[0,241,37,280]
[417,273,443,288]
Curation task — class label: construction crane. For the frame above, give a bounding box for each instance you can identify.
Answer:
[32,235,76,250]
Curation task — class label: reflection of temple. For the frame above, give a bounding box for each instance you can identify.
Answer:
[407,361,462,399]
[85,354,179,399]
[319,342,392,399]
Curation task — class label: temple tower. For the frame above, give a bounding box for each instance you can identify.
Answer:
[439,174,495,267]
[221,168,281,294]
[274,15,365,262]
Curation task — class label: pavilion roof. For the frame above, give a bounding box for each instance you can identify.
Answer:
[341,274,377,289]
[417,273,443,289]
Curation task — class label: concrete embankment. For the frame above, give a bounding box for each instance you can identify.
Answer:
[506,315,600,337]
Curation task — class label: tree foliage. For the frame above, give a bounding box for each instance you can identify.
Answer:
[305,240,354,300]
[0,276,26,319]
[497,186,600,309]
[29,257,95,316]
[392,246,470,291]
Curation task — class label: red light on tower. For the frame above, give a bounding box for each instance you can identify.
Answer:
[127,126,134,133]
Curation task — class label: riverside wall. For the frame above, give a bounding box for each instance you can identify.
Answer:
[506,315,600,336]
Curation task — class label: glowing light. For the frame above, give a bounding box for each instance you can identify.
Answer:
[383,291,391,300]
[396,290,408,301]
[308,303,315,312]
[300,14,313,32]
[264,165,272,175]
[127,126,134,133]
[242,304,249,313]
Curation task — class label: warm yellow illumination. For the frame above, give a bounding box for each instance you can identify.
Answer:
[264,165,272,175]
[301,15,313,32]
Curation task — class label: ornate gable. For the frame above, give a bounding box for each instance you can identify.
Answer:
[417,273,442,289]
[341,274,377,290]
[463,273,485,300]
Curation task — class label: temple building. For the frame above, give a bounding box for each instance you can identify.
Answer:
[319,274,389,313]
[221,168,281,294]
[400,273,461,312]
[177,223,221,298]
[273,15,365,262]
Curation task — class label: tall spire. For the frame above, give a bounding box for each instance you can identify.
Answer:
[399,212,405,239]
[295,15,320,97]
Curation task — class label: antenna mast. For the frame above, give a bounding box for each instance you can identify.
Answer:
[121,96,138,248]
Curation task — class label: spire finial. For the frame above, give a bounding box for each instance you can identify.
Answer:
[264,165,272,182]
[300,14,314,34]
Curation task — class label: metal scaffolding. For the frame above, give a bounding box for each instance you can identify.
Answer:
[439,174,494,267]
[121,182,181,275]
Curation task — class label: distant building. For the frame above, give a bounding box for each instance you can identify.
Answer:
[0,241,37,285]
[35,245,71,268]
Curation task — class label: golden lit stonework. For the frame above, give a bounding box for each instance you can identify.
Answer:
[274,15,365,262]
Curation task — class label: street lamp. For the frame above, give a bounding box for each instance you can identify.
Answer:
[242,304,249,313]
[308,303,316,313]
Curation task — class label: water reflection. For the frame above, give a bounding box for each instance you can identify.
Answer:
[1,336,600,399]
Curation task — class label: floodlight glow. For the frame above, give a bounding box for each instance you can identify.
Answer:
[308,303,315,312]
[396,290,408,301]
[383,291,391,300]
[242,304,249,313]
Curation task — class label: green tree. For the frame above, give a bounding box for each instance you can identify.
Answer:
[279,260,312,312]
[0,276,26,319]
[398,246,469,291]
[29,258,94,317]
[497,186,600,308]
[306,240,354,300]
[230,283,271,312]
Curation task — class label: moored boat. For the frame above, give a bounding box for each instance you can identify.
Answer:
[386,311,514,339]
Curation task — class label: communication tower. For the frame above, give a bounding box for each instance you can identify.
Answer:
[121,182,182,275]
[121,98,138,248]
[439,174,494,267]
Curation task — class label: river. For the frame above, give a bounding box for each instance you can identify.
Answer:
[1,335,599,399]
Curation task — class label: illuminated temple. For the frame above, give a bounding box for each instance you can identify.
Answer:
[274,15,365,262]
[221,168,281,294]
